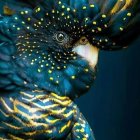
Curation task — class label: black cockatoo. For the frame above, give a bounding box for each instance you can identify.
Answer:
[0,0,139,139]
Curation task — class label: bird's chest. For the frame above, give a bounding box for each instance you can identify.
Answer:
[0,91,77,139]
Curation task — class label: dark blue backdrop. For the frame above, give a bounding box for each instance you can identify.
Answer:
[77,37,140,140]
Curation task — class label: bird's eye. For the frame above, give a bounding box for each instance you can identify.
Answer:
[57,33,65,42]
[54,32,68,44]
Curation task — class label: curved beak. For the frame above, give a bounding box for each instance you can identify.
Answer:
[73,37,99,69]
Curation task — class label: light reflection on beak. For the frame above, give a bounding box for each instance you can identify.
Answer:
[73,37,99,69]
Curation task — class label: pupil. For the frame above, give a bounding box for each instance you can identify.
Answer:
[58,33,64,41]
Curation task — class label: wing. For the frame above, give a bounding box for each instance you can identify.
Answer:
[0,1,37,91]
[0,16,21,91]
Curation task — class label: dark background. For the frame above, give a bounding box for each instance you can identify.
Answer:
[77,37,140,140]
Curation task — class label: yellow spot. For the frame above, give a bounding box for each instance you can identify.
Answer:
[83,6,87,10]
[67,8,70,11]
[92,21,97,25]
[92,29,95,32]
[52,10,55,13]
[71,76,75,79]
[56,81,59,84]
[81,128,84,132]
[58,1,61,4]
[62,5,65,8]
[98,27,102,31]
[104,24,108,28]
[90,4,95,8]
[51,67,54,70]
[50,77,54,81]
[73,9,76,12]
[21,11,24,15]
[61,13,65,16]
[46,64,49,66]
[102,14,106,18]
[37,7,41,12]
[38,22,41,25]
[38,69,41,73]
[48,70,52,74]
[105,39,108,42]
[120,27,124,31]
[127,12,131,16]
[85,69,89,72]
[123,18,126,21]
[25,11,28,14]
[57,67,61,70]
[27,18,31,21]
[17,27,20,30]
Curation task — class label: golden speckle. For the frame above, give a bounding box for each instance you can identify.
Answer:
[58,1,61,4]
[27,18,31,21]
[21,11,24,15]
[71,76,75,79]
[50,77,54,81]
[84,69,89,72]
[93,21,97,25]
[38,69,41,73]
[83,6,87,10]
[120,27,124,31]
[52,10,55,13]
[38,22,41,25]
[62,5,65,9]
[22,21,25,24]
[67,8,70,11]
[90,4,95,8]
[61,13,65,16]
[36,7,41,12]
[97,27,102,31]
[17,27,20,30]
[102,14,106,18]
[127,12,131,16]
[92,29,95,32]
[57,67,61,70]
[25,11,28,14]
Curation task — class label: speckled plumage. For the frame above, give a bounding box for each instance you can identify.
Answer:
[0,0,139,139]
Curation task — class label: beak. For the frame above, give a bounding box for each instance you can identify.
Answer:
[73,37,99,69]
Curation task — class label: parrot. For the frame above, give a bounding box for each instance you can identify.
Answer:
[0,0,139,139]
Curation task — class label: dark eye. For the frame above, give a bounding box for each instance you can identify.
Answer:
[56,33,65,42]
[54,32,68,44]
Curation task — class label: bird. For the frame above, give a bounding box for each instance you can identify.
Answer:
[0,0,139,139]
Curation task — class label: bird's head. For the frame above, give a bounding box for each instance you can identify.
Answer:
[8,0,139,99]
